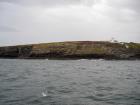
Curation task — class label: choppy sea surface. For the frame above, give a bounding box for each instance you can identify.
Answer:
[0,59,140,105]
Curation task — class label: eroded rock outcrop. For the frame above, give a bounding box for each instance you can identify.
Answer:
[0,41,140,59]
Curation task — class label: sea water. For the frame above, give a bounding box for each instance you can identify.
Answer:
[0,59,140,105]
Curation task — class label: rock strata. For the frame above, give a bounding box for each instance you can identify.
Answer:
[0,41,140,59]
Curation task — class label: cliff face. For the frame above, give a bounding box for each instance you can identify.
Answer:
[0,41,140,59]
[0,45,33,58]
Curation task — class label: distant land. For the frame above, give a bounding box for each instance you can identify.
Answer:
[0,41,140,60]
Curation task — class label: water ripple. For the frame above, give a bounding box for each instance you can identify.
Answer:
[0,59,139,105]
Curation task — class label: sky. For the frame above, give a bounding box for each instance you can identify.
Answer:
[0,0,140,46]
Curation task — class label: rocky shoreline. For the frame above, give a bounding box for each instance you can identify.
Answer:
[0,41,140,60]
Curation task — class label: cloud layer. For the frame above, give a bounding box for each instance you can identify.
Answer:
[0,0,140,46]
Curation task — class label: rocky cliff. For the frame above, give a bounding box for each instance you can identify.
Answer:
[0,41,140,59]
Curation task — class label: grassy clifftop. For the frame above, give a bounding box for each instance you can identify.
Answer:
[0,41,140,59]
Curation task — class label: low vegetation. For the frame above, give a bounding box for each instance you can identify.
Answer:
[0,41,140,59]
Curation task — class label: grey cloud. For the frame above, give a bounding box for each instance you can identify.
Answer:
[0,0,82,7]
[0,0,140,11]
[0,26,18,32]
[0,0,139,46]
[107,0,140,12]
[108,0,140,8]
[0,0,103,8]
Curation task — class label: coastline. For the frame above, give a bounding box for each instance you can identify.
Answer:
[0,41,140,60]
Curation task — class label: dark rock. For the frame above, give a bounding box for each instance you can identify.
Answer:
[0,41,140,60]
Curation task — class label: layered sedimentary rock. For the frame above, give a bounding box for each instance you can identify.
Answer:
[0,41,140,59]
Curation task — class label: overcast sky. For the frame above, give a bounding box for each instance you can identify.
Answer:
[0,0,140,46]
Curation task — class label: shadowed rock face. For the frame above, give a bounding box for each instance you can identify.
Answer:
[0,41,140,59]
[0,45,33,58]
[0,47,19,58]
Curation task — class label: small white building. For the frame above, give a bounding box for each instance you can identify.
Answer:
[125,44,129,49]
[109,38,119,43]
